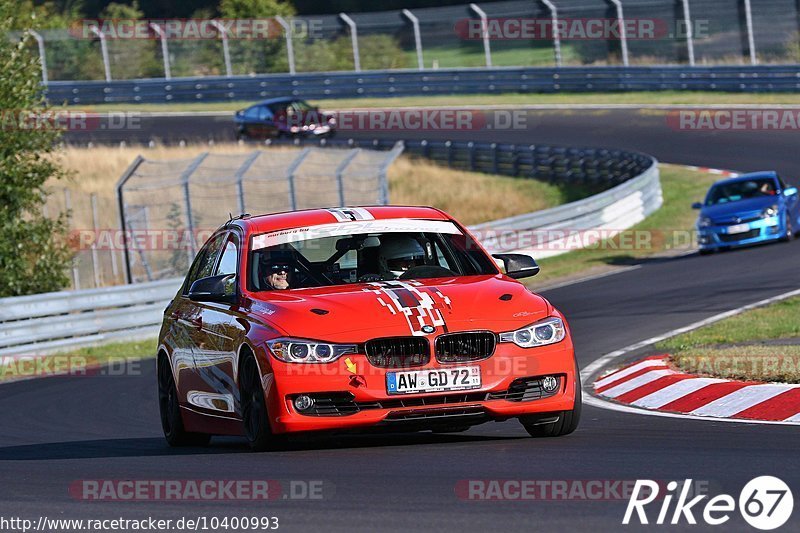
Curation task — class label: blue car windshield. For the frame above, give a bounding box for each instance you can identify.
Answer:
[706,178,778,206]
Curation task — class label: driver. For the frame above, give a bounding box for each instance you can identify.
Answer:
[378,235,427,279]
[260,251,293,290]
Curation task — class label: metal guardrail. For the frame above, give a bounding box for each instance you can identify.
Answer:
[0,278,181,357]
[1,142,659,358]
[46,65,800,106]
[472,159,661,258]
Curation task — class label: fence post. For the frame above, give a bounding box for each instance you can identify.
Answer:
[116,155,145,284]
[339,13,361,72]
[743,0,757,65]
[540,0,562,67]
[377,141,405,205]
[64,188,79,289]
[209,21,233,77]
[681,0,696,66]
[233,151,262,214]
[275,16,296,75]
[286,148,312,211]
[28,30,48,85]
[149,23,171,79]
[608,0,630,66]
[469,4,492,67]
[90,193,102,287]
[180,153,210,264]
[402,9,425,70]
[89,25,112,81]
[335,149,361,207]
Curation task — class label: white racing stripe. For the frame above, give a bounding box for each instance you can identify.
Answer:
[632,378,727,409]
[784,412,800,422]
[600,369,674,398]
[594,358,666,389]
[690,385,794,418]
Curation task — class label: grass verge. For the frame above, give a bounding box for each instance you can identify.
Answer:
[81,91,800,113]
[0,338,157,383]
[656,297,800,383]
[525,163,716,286]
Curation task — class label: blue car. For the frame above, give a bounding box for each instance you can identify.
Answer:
[694,171,799,253]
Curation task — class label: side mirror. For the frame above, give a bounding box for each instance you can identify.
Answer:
[188,274,237,304]
[492,253,540,279]
[691,202,703,210]
[784,187,798,196]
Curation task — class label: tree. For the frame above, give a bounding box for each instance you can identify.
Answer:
[0,4,72,296]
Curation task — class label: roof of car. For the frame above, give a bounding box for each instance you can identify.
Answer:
[233,206,451,235]
[249,97,305,107]
[713,171,778,186]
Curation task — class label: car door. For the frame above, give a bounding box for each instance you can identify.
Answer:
[191,231,245,417]
[168,232,226,405]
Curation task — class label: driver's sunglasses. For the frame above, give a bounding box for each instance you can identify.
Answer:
[269,264,290,273]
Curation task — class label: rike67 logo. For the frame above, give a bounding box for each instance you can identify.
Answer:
[624,477,793,530]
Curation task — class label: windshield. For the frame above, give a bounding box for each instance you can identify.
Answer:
[705,178,778,206]
[248,220,497,291]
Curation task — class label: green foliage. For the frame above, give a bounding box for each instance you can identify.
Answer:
[219,0,295,18]
[0,8,72,296]
[292,34,411,72]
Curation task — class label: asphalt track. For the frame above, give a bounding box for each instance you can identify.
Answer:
[4,108,799,532]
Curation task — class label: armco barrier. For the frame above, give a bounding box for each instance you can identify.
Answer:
[47,65,800,105]
[1,144,659,357]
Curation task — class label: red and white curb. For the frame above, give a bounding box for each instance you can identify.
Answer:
[593,355,800,423]
[681,166,739,178]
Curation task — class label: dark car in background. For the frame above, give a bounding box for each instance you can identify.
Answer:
[694,171,799,253]
[234,97,336,140]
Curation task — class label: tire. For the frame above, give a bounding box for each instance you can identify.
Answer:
[698,248,713,256]
[519,379,582,438]
[239,352,282,451]
[158,354,211,447]
[780,216,793,242]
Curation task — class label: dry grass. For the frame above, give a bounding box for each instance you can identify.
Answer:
[47,144,587,229]
[387,156,584,225]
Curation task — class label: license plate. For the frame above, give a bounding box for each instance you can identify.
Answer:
[386,366,481,395]
[726,223,750,234]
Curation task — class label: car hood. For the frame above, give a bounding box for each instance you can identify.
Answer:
[701,196,779,220]
[246,275,552,341]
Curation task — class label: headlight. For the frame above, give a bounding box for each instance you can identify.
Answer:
[761,205,779,218]
[499,317,566,348]
[266,338,358,363]
[698,216,712,228]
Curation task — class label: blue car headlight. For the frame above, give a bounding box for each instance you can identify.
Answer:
[499,317,566,348]
[698,216,712,228]
[761,205,779,218]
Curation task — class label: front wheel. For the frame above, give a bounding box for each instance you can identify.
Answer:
[239,353,282,451]
[780,217,794,242]
[519,380,582,438]
[158,355,211,447]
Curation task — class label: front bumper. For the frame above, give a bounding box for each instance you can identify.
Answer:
[697,215,784,250]
[264,341,578,434]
